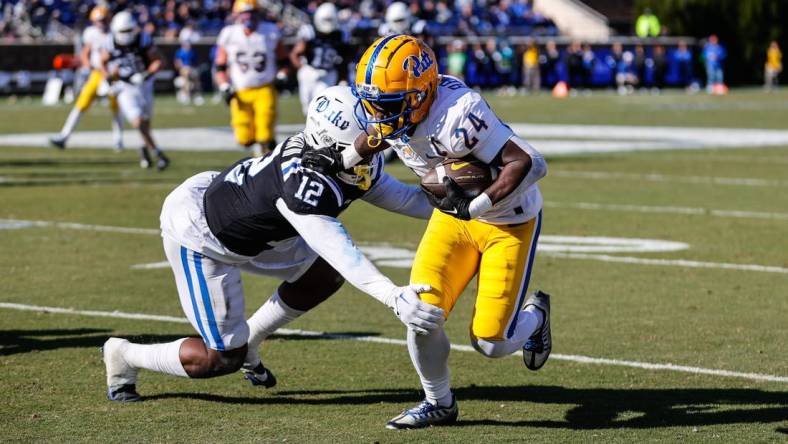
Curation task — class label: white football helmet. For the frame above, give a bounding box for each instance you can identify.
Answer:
[304,85,380,190]
[385,2,411,34]
[111,11,138,46]
[313,3,338,34]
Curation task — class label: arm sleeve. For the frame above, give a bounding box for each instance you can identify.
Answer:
[509,134,547,189]
[275,198,398,307]
[361,172,433,219]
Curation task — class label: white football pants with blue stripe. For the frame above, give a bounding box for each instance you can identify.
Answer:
[163,237,250,351]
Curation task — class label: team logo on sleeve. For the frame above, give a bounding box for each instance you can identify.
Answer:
[402,51,434,78]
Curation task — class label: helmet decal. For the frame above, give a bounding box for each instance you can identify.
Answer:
[402,52,434,78]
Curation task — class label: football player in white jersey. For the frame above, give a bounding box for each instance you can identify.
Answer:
[290,3,351,116]
[215,0,284,156]
[50,5,124,151]
[303,35,551,429]
[102,85,444,402]
[102,11,169,170]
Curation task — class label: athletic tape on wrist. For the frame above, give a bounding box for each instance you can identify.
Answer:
[468,193,493,219]
[341,146,363,169]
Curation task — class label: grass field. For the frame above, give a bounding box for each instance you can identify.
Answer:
[1,90,787,443]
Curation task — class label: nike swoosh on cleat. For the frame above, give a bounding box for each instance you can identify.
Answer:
[449,162,469,171]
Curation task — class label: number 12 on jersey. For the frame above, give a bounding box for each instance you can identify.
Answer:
[294,176,324,206]
[455,112,488,149]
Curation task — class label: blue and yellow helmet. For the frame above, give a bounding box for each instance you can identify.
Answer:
[353,35,439,141]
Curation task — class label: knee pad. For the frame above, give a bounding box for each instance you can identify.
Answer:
[470,335,519,359]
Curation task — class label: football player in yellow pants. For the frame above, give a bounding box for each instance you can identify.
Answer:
[230,84,277,152]
[412,210,542,345]
[215,0,283,157]
[302,35,551,429]
[51,5,124,150]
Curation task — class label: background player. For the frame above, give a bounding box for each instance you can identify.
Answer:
[215,0,284,157]
[50,5,123,151]
[304,35,551,429]
[102,86,444,401]
[102,11,168,170]
[290,3,351,116]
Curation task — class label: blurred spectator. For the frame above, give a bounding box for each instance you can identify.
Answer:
[702,34,726,93]
[764,41,782,92]
[174,40,202,104]
[521,39,539,93]
[673,39,693,88]
[635,8,660,38]
[652,44,667,90]
[490,38,515,94]
[179,21,201,44]
[539,39,560,88]
[605,42,623,88]
[446,39,467,80]
[565,40,585,90]
[581,43,595,89]
[633,44,646,87]
[616,51,637,94]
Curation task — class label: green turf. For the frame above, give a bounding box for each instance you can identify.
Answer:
[1,91,787,442]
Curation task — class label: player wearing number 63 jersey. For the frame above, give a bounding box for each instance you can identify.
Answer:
[303,35,551,429]
[102,85,443,402]
[215,0,284,155]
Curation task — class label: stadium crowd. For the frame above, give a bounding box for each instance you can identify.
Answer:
[0,0,556,42]
[2,1,776,94]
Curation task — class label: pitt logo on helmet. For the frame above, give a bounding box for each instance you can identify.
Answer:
[402,52,434,78]
[352,34,438,141]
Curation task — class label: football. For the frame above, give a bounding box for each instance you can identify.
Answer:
[420,158,497,198]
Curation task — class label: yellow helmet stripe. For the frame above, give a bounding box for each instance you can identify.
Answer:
[365,34,399,84]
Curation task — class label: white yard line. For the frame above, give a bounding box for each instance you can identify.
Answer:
[543,201,788,220]
[1,301,786,383]
[551,252,788,274]
[3,217,784,274]
[0,218,160,235]
[551,170,788,187]
[4,123,788,155]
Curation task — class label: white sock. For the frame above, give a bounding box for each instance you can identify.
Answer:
[59,108,82,139]
[245,291,305,366]
[472,307,544,358]
[123,338,188,378]
[111,113,124,148]
[512,306,543,343]
[407,326,453,407]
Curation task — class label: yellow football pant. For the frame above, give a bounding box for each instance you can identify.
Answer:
[231,84,277,147]
[411,209,542,341]
[75,70,118,113]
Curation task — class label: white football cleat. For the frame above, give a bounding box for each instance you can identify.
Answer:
[103,338,140,402]
[522,290,552,370]
[386,396,458,429]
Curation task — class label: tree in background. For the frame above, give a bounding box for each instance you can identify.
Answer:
[635,0,788,85]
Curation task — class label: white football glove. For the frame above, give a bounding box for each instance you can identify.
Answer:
[390,284,445,335]
[130,72,146,85]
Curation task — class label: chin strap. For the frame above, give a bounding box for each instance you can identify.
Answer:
[367,134,382,149]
